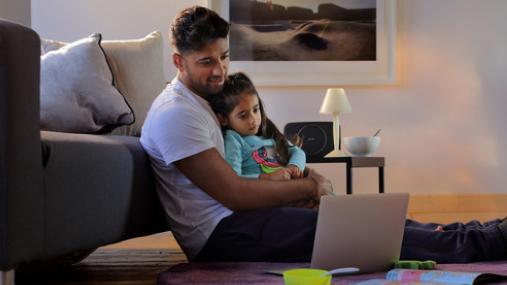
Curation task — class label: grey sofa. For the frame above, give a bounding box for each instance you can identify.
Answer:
[0,19,168,282]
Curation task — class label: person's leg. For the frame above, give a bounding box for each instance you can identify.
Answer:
[406,219,502,231]
[194,207,318,262]
[401,218,507,263]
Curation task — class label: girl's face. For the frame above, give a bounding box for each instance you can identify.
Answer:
[223,92,262,137]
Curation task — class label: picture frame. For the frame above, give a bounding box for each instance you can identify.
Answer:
[207,0,398,86]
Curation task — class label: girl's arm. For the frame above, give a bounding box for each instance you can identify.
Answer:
[287,143,306,178]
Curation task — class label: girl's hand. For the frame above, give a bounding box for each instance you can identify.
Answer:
[286,165,304,179]
[259,168,291,181]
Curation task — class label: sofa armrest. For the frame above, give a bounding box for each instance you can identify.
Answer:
[0,19,46,270]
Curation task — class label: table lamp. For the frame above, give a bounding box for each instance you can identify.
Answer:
[319,88,352,157]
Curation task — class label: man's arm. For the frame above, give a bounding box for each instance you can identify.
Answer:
[174,148,332,211]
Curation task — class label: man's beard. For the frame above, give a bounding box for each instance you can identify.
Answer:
[188,74,226,98]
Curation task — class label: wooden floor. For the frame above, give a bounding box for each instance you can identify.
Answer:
[406,193,507,224]
[13,194,507,284]
[15,232,187,285]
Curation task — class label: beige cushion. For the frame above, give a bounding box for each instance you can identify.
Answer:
[40,33,134,133]
[42,31,167,136]
[102,31,167,136]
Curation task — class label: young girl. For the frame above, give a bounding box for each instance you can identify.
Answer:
[209,72,305,181]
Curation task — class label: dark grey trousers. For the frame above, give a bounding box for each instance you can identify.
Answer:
[194,207,507,263]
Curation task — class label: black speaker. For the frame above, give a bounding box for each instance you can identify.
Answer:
[284,122,336,157]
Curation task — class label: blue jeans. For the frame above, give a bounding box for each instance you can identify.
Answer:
[194,207,507,263]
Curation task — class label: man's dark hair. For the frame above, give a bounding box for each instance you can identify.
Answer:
[170,6,230,55]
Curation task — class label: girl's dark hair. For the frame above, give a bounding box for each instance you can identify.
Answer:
[169,6,230,55]
[209,72,293,166]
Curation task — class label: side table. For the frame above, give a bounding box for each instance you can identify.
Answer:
[306,156,385,195]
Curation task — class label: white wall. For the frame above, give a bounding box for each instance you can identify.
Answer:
[0,0,30,26]
[32,0,507,195]
[31,0,206,79]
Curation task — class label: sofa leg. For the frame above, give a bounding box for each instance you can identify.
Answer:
[1,270,14,285]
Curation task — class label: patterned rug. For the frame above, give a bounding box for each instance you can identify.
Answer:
[158,260,507,285]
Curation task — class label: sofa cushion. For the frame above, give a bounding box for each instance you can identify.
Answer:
[42,31,167,137]
[40,131,168,255]
[40,33,135,134]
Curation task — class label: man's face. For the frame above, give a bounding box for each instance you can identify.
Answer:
[176,38,230,99]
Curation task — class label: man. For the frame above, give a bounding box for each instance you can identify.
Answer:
[141,6,507,263]
[140,6,332,262]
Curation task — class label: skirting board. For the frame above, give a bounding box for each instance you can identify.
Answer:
[406,194,507,224]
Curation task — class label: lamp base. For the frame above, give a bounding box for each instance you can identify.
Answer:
[324,149,349,158]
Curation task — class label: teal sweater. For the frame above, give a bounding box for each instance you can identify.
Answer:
[223,130,306,179]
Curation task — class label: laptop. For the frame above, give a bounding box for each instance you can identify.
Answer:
[310,193,409,273]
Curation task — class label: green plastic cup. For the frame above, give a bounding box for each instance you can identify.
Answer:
[283,269,332,285]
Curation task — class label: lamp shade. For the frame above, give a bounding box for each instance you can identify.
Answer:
[319,88,353,115]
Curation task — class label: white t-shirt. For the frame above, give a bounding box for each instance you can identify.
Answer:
[140,78,232,261]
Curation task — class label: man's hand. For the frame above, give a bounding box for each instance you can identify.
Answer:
[290,168,333,210]
[292,197,320,210]
[307,168,333,200]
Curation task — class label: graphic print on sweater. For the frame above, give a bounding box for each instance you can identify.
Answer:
[252,146,282,173]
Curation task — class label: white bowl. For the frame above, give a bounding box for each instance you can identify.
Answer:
[344,137,380,157]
